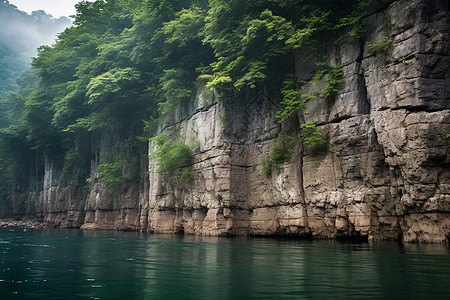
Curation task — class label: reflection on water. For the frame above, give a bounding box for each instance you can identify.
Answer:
[0,228,449,299]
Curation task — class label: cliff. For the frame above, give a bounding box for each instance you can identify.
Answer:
[2,0,449,243]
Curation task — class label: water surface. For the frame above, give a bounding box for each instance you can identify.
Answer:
[0,228,449,299]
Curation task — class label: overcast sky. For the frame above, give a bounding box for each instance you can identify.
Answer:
[8,0,80,18]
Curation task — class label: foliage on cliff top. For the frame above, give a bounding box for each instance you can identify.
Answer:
[0,0,368,201]
[203,0,366,92]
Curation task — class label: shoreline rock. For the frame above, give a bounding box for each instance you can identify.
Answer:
[0,219,46,229]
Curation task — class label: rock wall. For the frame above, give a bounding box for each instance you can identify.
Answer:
[144,0,450,242]
[3,0,449,243]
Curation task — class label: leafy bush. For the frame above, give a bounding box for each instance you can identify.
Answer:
[299,122,328,154]
[97,162,126,190]
[150,134,193,186]
[262,133,297,175]
[262,123,327,176]
[275,75,309,122]
[323,66,345,98]
[276,66,344,122]
[367,37,393,55]
[62,150,80,175]
[178,169,193,185]
[96,140,140,191]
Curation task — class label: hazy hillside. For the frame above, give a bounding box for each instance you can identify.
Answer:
[0,0,71,99]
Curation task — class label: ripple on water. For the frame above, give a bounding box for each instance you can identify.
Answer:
[21,244,51,248]
[0,229,449,300]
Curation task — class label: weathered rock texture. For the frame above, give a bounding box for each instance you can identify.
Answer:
[142,0,450,242]
[2,0,449,243]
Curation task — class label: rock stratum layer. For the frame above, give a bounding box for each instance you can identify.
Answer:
[2,0,449,243]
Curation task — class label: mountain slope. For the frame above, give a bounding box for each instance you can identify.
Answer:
[0,0,71,99]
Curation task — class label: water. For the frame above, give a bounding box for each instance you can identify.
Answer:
[0,228,449,299]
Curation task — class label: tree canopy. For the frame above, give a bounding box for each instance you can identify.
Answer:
[0,0,367,199]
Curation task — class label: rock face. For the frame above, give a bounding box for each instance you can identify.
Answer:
[143,0,450,242]
[2,0,449,243]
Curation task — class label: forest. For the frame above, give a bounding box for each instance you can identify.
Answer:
[0,0,368,205]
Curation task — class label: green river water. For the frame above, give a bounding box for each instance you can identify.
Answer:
[0,228,449,299]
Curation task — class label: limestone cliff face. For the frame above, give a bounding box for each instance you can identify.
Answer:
[4,0,449,243]
[144,0,450,242]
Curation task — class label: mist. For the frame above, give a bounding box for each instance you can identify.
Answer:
[0,1,72,58]
[0,0,71,97]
